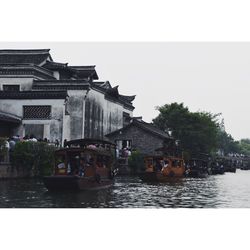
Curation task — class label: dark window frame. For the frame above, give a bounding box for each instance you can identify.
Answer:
[23,105,52,120]
[2,84,20,92]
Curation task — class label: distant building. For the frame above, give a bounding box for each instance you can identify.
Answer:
[0,49,135,143]
[106,118,172,155]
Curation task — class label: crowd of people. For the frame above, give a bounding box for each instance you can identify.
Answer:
[1,135,61,163]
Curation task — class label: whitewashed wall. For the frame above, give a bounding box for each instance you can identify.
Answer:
[0,99,65,142]
[0,78,33,91]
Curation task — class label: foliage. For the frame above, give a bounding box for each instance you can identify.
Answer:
[153,103,220,155]
[128,150,145,173]
[238,139,250,156]
[12,141,56,177]
[0,138,8,161]
[216,129,240,154]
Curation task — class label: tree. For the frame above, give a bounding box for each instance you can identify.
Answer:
[216,129,240,155]
[238,139,250,156]
[153,103,220,156]
[12,141,56,177]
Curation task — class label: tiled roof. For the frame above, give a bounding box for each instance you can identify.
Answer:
[119,94,136,103]
[132,119,171,139]
[33,80,90,90]
[0,64,55,80]
[106,118,171,139]
[43,60,68,69]
[69,65,98,80]
[0,49,51,65]
[0,90,67,99]
[92,81,135,110]
[0,110,21,124]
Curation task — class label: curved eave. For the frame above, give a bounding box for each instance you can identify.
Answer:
[0,111,22,124]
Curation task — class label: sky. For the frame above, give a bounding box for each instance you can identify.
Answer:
[1,42,250,140]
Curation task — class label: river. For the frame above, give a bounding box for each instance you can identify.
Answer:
[1,169,250,208]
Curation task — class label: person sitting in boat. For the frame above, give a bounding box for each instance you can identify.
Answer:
[67,162,71,175]
[146,160,154,172]
[162,160,169,169]
[176,160,182,168]
[57,160,66,175]
[156,159,163,172]
[87,144,97,150]
[161,160,170,175]
[83,158,95,177]
[57,162,65,169]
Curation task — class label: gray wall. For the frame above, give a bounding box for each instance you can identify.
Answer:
[106,125,164,155]
[84,89,133,139]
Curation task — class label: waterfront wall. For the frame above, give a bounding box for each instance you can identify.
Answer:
[0,163,24,179]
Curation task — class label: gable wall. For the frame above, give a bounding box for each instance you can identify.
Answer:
[106,125,164,155]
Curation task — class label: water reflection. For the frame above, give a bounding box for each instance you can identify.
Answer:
[1,170,250,208]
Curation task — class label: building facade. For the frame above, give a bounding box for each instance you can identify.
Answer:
[106,118,172,155]
[0,49,135,143]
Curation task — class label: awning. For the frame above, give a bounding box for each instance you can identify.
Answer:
[0,110,22,124]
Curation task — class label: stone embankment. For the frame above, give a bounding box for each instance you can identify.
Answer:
[0,163,28,179]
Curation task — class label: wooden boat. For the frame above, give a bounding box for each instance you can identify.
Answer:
[140,155,186,182]
[186,158,210,178]
[43,139,116,192]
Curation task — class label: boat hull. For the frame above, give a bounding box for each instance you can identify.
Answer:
[43,175,114,192]
[187,169,209,178]
[139,171,184,182]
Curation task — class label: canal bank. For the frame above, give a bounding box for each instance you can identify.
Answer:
[0,163,23,179]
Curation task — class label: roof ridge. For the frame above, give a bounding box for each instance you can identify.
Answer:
[0,49,50,54]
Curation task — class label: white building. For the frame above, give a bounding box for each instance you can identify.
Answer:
[0,49,135,143]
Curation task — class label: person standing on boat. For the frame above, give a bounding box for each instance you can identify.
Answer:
[79,158,88,176]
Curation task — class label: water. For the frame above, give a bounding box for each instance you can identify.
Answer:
[1,170,250,208]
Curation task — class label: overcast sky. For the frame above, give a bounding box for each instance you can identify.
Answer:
[1,42,249,140]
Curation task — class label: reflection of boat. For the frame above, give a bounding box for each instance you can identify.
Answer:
[43,139,116,192]
[140,156,185,182]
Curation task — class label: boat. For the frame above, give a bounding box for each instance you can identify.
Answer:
[140,155,186,182]
[210,162,225,175]
[223,159,237,173]
[43,139,117,192]
[186,156,211,178]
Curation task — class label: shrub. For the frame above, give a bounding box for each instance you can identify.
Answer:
[128,150,145,173]
[12,141,56,177]
[0,138,8,162]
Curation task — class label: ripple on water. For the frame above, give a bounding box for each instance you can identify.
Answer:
[1,171,250,208]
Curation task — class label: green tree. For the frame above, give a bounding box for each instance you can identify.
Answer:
[12,141,56,177]
[216,129,240,154]
[153,103,220,156]
[238,139,250,156]
[128,150,145,174]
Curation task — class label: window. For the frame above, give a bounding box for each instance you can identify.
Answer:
[123,112,131,126]
[23,105,51,120]
[3,85,20,91]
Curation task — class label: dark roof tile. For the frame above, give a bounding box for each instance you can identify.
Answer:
[106,119,171,140]
[0,90,67,99]
[0,49,51,65]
